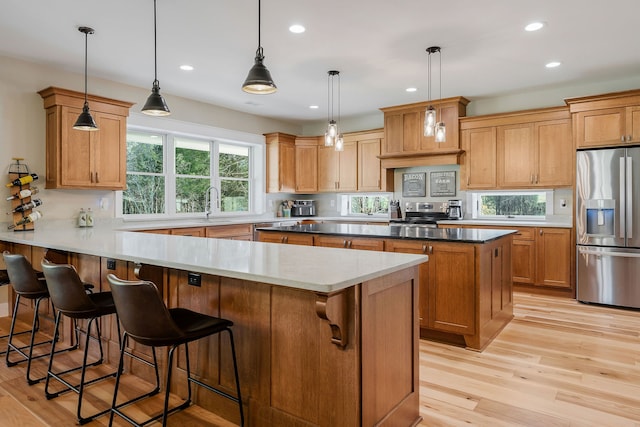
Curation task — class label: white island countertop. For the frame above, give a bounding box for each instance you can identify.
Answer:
[0,223,427,294]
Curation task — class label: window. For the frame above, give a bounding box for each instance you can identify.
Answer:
[120,128,260,218]
[472,191,550,219]
[340,194,391,217]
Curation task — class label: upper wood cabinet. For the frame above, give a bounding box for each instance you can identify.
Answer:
[566,89,640,148]
[460,126,497,189]
[379,97,469,168]
[460,106,572,190]
[265,132,296,193]
[317,140,357,192]
[358,136,383,192]
[38,87,133,190]
[294,137,319,193]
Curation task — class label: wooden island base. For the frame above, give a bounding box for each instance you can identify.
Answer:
[1,240,422,427]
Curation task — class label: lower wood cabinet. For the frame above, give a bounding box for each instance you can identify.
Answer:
[315,235,384,251]
[257,231,314,246]
[440,224,573,296]
[205,224,253,241]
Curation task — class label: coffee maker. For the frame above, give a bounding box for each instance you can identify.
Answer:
[447,200,463,220]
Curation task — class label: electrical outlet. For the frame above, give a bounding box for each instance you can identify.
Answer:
[187,272,201,287]
[106,259,116,270]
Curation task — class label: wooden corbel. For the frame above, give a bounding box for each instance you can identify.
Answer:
[315,290,348,348]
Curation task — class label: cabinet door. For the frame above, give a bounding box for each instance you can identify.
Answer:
[427,243,475,334]
[317,145,339,192]
[536,228,571,288]
[512,238,535,284]
[535,119,572,187]
[265,133,295,193]
[383,113,404,155]
[93,112,127,189]
[626,106,640,143]
[295,144,318,193]
[420,104,460,152]
[461,127,497,189]
[402,110,421,152]
[60,106,93,187]
[338,140,358,192]
[497,123,535,187]
[358,138,381,191]
[385,239,430,328]
[575,108,626,148]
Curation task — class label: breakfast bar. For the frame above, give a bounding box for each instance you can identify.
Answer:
[0,225,427,426]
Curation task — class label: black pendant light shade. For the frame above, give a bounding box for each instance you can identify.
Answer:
[142,80,170,116]
[142,0,170,116]
[73,26,99,131]
[242,0,277,94]
[242,47,277,94]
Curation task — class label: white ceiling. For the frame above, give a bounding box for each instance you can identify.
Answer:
[2,0,640,125]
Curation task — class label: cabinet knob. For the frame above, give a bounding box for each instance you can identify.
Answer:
[622,135,626,142]
[422,244,427,254]
[95,172,99,183]
[429,245,433,254]
[343,239,348,248]
[539,229,543,236]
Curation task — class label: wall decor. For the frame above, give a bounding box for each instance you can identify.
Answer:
[402,172,426,197]
[430,171,456,197]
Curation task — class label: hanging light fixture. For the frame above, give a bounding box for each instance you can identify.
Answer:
[242,0,277,94]
[142,0,171,116]
[325,70,344,151]
[73,27,98,131]
[423,46,446,142]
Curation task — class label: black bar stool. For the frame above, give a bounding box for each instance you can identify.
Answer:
[41,260,122,425]
[0,268,17,356]
[107,273,244,427]
[3,252,65,384]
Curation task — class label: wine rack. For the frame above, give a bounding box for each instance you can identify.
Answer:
[7,158,39,231]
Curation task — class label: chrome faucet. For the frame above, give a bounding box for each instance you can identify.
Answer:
[204,185,220,219]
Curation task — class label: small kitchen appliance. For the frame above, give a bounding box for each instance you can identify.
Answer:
[446,200,463,220]
[291,200,316,217]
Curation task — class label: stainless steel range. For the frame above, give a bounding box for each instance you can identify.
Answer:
[391,201,449,228]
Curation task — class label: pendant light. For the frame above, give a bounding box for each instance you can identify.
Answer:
[142,0,171,116]
[73,27,98,131]
[242,0,277,94]
[423,46,446,142]
[325,70,344,151]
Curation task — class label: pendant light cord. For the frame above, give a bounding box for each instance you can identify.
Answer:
[438,48,442,122]
[83,30,88,105]
[153,0,159,85]
[427,51,431,104]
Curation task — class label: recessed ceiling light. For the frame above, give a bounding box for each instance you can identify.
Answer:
[406,87,417,92]
[289,24,305,34]
[546,61,561,68]
[180,64,194,71]
[525,22,545,32]
[309,105,319,109]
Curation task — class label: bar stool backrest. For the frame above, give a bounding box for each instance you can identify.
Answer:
[3,252,47,296]
[107,274,183,346]
[41,260,98,318]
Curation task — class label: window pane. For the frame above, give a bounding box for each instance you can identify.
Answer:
[480,194,546,216]
[219,144,249,179]
[176,177,210,213]
[221,179,249,212]
[349,195,389,215]
[175,138,210,176]
[127,133,163,173]
[123,175,165,214]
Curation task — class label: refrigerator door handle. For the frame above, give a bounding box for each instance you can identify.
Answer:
[627,156,633,239]
[578,247,640,258]
[620,156,626,239]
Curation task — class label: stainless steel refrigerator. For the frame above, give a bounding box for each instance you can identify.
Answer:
[576,147,640,309]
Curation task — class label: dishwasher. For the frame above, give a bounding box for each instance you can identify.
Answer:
[252,220,298,240]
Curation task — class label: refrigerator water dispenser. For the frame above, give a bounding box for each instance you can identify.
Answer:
[585,199,615,236]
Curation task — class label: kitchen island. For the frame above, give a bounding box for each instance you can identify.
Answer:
[257,223,515,351]
[0,224,426,426]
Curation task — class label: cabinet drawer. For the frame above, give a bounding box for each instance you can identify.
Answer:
[205,224,252,239]
[511,227,534,240]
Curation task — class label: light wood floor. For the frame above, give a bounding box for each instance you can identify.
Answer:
[1,292,640,426]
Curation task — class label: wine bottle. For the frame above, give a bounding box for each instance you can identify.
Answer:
[9,199,43,214]
[6,186,39,201]
[8,210,42,229]
[5,173,38,188]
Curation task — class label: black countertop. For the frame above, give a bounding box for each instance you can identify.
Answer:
[256,223,516,243]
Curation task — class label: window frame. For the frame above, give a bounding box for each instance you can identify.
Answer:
[116,117,265,220]
[470,190,553,220]
[339,193,392,218]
